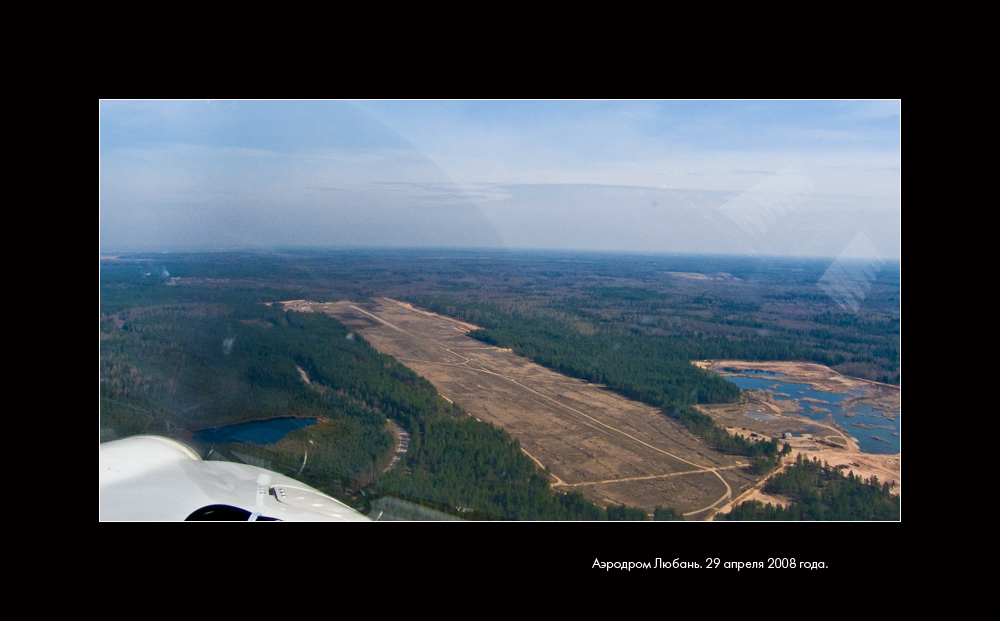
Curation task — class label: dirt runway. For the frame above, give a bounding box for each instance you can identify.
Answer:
[307,298,750,517]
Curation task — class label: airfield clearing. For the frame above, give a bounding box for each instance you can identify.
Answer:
[288,298,747,517]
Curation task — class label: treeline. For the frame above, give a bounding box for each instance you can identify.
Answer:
[711,433,790,475]
[660,335,848,369]
[403,295,741,406]
[719,454,900,520]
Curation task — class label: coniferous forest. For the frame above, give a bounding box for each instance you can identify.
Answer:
[101,250,899,520]
[718,453,900,520]
[101,260,644,519]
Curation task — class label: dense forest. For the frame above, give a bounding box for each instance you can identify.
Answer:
[120,249,900,383]
[101,249,900,520]
[100,261,653,520]
[120,249,900,389]
[718,453,900,520]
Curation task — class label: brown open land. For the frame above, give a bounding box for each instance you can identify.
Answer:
[288,298,751,518]
[693,360,900,518]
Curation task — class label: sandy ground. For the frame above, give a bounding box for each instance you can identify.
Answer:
[312,298,754,517]
[693,359,900,397]
[697,360,900,518]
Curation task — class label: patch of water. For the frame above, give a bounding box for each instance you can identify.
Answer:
[850,402,899,420]
[194,417,318,445]
[723,376,898,455]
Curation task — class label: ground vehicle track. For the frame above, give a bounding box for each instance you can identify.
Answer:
[377,306,734,516]
[334,300,735,517]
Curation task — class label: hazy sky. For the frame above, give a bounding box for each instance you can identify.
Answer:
[99,100,900,259]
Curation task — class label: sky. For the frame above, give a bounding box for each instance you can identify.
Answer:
[99,100,900,260]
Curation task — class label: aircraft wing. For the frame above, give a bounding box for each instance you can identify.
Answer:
[99,435,370,521]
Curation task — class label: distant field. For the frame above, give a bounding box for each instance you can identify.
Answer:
[311,298,747,517]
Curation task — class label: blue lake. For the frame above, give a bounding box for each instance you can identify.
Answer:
[194,417,318,445]
[723,376,899,455]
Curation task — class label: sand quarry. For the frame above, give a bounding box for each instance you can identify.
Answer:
[693,360,900,516]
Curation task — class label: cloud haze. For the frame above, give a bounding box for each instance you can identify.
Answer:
[100,100,900,259]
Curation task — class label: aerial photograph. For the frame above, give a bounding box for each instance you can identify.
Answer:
[100,101,900,538]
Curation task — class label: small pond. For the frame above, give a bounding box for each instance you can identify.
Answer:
[193,417,318,445]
